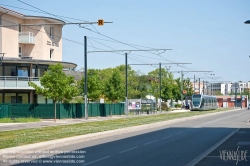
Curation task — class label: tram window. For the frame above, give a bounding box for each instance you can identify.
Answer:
[201,98,205,107]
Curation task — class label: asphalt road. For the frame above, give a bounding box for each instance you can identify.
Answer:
[5,109,250,166]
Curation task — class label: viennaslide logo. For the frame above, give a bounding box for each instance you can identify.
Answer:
[219,146,248,165]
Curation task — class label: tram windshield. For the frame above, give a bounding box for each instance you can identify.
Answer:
[192,94,201,107]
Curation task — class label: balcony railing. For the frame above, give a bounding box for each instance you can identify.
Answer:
[19,32,35,44]
[0,76,40,89]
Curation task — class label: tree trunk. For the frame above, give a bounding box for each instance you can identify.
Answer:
[54,100,56,122]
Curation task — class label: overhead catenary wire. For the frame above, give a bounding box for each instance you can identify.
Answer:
[4,1,211,74]
[8,3,193,72]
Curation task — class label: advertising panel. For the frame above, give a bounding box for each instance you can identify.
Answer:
[128,99,141,110]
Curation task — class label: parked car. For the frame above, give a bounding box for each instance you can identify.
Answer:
[248,104,250,110]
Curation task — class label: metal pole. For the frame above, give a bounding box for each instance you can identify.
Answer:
[84,36,88,120]
[199,78,200,94]
[181,71,183,101]
[194,75,195,93]
[235,82,237,107]
[212,83,213,95]
[159,62,162,113]
[125,53,128,116]
[203,80,205,94]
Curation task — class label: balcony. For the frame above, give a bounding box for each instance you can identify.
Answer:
[0,76,40,90]
[19,32,35,44]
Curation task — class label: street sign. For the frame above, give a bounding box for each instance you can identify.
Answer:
[182,90,187,94]
[98,19,104,26]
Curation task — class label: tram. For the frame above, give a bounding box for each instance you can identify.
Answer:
[191,94,218,111]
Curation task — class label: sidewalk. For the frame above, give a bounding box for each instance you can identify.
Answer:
[0,109,191,132]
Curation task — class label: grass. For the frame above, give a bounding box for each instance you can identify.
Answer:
[0,107,233,149]
[0,117,40,123]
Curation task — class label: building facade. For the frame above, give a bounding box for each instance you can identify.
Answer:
[0,6,77,104]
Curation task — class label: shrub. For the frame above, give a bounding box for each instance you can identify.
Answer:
[175,104,181,108]
[161,102,169,111]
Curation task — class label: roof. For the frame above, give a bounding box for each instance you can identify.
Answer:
[2,57,77,69]
[141,99,156,104]
[0,6,65,24]
[63,70,84,81]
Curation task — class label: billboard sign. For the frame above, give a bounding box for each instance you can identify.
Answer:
[128,99,141,110]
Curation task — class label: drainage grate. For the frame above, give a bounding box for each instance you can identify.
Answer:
[237,141,250,146]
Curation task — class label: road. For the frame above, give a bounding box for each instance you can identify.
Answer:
[5,109,250,166]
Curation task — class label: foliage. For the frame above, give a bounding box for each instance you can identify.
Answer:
[183,78,194,96]
[104,68,124,102]
[81,69,104,101]
[28,63,79,121]
[29,63,78,103]
[161,102,169,111]
[0,118,40,123]
[175,104,181,108]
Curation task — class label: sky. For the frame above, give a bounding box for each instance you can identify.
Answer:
[1,0,250,83]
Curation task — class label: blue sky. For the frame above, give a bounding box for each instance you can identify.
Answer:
[1,0,250,83]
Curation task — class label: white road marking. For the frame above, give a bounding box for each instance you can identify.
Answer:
[83,156,110,165]
[185,128,239,166]
[144,140,158,145]
[175,131,183,135]
[119,146,138,153]
[162,135,173,139]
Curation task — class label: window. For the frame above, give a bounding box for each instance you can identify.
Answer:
[38,68,46,77]
[18,66,29,77]
[50,49,54,60]
[19,24,22,33]
[18,93,29,103]
[37,94,46,103]
[0,93,2,103]
[5,93,16,103]
[0,66,2,76]
[19,46,22,58]
[4,66,17,76]
[50,27,54,39]
[32,68,36,77]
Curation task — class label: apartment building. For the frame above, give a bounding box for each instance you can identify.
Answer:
[0,6,77,104]
[230,82,250,94]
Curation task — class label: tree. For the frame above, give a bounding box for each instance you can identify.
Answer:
[80,69,104,102]
[183,78,194,96]
[104,68,124,102]
[28,63,78,122]
[148,68,175,104]
[172,78,181,101]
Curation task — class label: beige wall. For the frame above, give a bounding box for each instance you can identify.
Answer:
[0,12,62,61]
